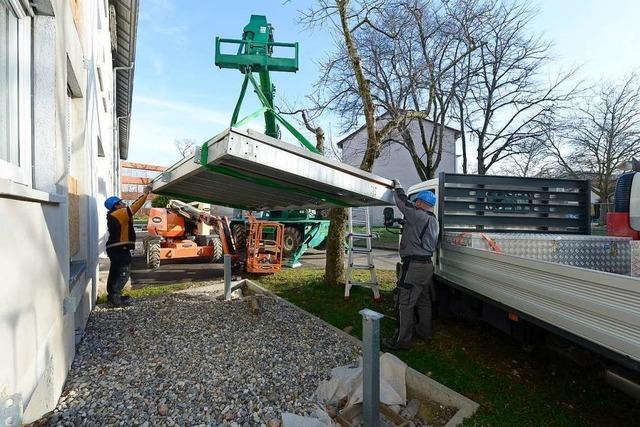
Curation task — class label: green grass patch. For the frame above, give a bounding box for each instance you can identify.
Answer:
[353,225,399,247]
[257,268,640,426]
[96,282,207,304]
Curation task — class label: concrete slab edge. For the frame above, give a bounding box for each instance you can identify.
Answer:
[240,279,480,426]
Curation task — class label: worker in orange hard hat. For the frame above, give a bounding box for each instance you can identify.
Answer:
[104,185,152,307]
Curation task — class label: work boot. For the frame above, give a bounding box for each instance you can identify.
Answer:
[382,337,411,351]
[109,294,131,303]
[109,294,131,307]
[414,332,432,344]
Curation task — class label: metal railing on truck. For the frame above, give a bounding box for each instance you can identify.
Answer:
[436,172,592,234]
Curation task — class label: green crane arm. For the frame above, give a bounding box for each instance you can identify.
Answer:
[258,70,278,139]
[214,15,319,154]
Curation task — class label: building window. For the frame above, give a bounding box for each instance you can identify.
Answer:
[0,3,19,165]
[97,135,105,157]
[0,0,31,185]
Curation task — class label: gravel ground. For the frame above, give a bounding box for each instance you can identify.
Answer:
[39,291,361,426]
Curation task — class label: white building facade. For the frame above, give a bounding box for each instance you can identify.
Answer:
[0,0,138,422]
[339,117,459,225]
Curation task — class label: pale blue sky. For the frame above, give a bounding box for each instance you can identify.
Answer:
[127,0,640,166]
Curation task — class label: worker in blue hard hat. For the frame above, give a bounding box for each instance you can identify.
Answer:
[383,180,439,351]
[104,185,152,307]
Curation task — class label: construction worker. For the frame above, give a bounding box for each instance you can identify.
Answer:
[104,186,152,306]
[383,179,439,350]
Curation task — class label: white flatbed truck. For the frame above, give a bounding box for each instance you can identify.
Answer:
[395,173,640,396]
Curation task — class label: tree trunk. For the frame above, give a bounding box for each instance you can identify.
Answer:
[336,0,379,172]
[314,117,344,286]
[457,99,468,174]
[477,144,486,175]
[461,136,468,174]
[598,190,612,226]
[401,129,429,181]
[324,207,348,286]
[324,0,380,287]
[302,110,325,154]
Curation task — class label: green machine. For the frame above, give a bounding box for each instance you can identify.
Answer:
[216,15,330,267]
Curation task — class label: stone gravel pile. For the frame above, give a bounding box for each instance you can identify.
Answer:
[41,291,361,426]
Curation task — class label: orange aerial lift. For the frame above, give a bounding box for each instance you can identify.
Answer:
[144,200,283,274]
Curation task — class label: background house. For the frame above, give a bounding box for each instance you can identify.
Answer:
[339,117,460,225]
[120,161,166,214]
[0,0,138,422]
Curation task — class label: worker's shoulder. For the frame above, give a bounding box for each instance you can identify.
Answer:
[415,208,436,219]
[109,207,131,219]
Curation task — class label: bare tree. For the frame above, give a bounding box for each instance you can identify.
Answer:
[495,137,553,177]
[311,1,477,180]
[302,0,427,285]
[548,74,640,223]
[279,105,326,154]
[174,138,197,158]
[277,100,353,283]
[295,109,351,286]
[390,0,486,179]
[457,0,579,174]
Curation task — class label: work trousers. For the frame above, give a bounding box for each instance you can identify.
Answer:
[106,246,132,298]
[392,260,434,346]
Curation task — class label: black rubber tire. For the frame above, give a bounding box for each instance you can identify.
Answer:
[283,226,303,258]
[194,235,208,247]
[314,237,328,251]
[207,235,224,262]
[146,240,161,270]
[232,223,247,250]
[614,172,635,212]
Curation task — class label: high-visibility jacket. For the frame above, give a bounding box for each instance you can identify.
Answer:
[106,194,147,250]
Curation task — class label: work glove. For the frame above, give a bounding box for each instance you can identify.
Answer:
[143,185,152,196]
[393,179,403,189]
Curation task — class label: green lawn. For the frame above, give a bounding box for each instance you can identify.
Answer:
[353,225,399,248]
[256,268,640,427]
[96,282,202,304]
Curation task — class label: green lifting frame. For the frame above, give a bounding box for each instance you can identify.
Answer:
[214,15,319,154]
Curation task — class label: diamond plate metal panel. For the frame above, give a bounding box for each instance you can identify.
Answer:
[444,232,632,275]
[632,241,640,277]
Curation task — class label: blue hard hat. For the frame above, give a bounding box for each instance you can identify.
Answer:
[104,196,122,210]
[415,190,436,207]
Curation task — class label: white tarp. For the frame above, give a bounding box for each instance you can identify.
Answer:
[281,409,332,427]
[314,353,407,409]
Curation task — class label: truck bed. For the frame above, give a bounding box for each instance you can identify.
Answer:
[437,242,640,369]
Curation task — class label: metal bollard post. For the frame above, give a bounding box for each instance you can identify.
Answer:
[224,254,232,300]
[360,308,384,427]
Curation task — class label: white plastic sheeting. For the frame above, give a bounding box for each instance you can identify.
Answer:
[279,353,408,426]
[315,353,407,409]
[281,409,333,427]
